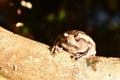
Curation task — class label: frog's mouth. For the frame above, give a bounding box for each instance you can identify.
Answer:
[71,47,90,60]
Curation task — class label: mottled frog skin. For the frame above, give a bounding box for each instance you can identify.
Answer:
[51,30,96,60]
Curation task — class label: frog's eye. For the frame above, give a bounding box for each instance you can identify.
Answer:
[75,38,81,41]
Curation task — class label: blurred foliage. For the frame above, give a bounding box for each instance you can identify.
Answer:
[46,13,55,22]
[46,9,66,22]
[0,0,120,57]
[57,9,66,22]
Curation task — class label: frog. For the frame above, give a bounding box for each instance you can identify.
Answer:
[51,30,96,60]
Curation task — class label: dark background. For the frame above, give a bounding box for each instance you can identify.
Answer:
[0,0,120,57]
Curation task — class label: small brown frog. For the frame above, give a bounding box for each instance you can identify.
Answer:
[51,30,96,60]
